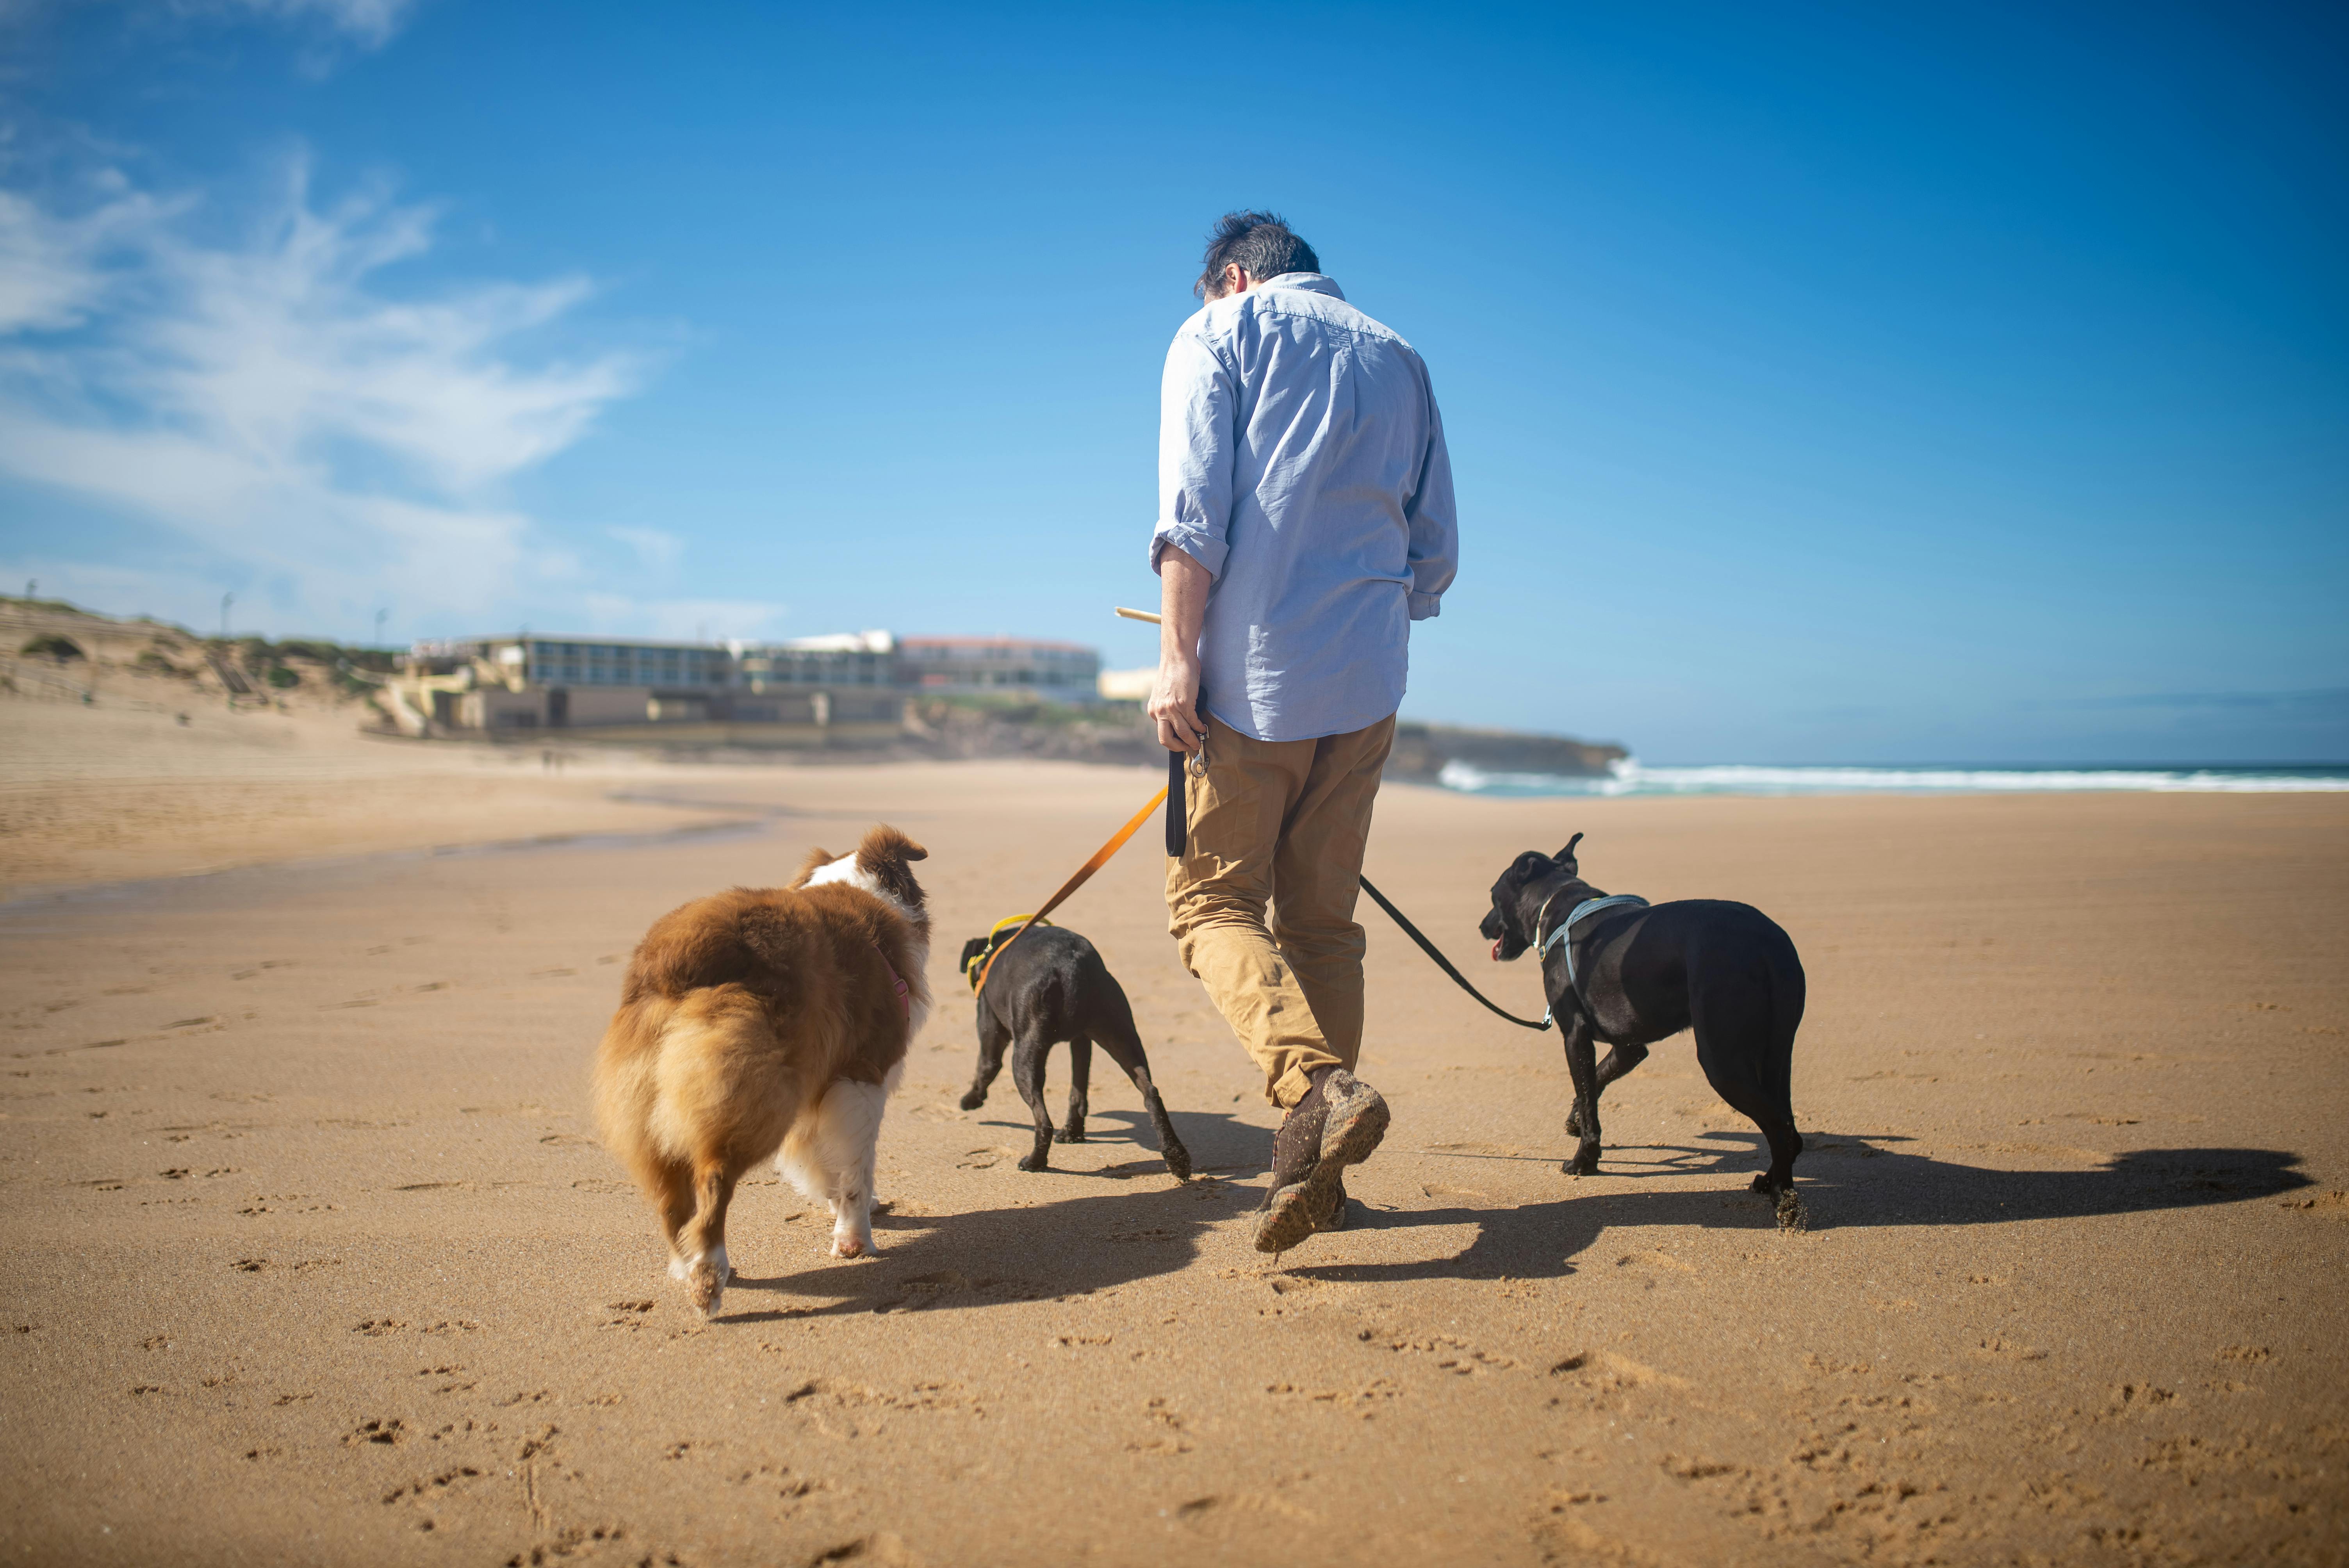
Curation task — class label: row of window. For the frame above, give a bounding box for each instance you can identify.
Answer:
[534,666,730,686]
[485,642,1099,689]
[525,641,725,688]
[743,652,895,687]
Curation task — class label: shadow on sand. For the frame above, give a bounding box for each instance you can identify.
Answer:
[960,1104,1273,1183]
[1294,1132,2313,1285]
[719,1107,1271,1321]
[716,1122,2309,1315]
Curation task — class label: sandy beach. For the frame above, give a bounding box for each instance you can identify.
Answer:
[2,704,2345,1566]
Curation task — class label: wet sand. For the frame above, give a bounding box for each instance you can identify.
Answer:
[0,702,756,902]
[2,733,2345,1565]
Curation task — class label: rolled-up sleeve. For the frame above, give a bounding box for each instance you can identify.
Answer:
[1403,371,1458,620]
[1151,329,1236,579]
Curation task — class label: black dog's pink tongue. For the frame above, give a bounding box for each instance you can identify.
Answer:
[1491,938,1503,962]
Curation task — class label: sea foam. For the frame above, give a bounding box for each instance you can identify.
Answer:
[1435,759,2349,799]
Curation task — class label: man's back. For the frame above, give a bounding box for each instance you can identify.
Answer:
[1153,271,1456,743]
[1147,213,1436,1254]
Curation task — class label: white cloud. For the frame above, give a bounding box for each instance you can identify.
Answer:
[0,182,171,333]
[0,153,640,630]
[606,524,683,572]
[192,0,417,48]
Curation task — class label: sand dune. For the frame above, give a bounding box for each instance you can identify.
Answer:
[1,700,2344,1565]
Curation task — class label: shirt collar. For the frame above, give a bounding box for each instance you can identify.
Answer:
[1256,271,1345,301]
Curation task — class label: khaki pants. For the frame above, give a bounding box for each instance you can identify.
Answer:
[1165,713,1395,1109]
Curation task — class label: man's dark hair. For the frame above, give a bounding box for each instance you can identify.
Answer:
[1195,211,1320,299]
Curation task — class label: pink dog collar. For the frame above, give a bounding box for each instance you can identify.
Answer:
[871,941,911,1020]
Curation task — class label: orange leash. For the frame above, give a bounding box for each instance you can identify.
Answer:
[971,784,1169,997]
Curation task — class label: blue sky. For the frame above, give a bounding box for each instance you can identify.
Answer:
[2,1,2342,762]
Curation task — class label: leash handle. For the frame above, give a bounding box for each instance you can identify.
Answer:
[1357,874,1554,1032]
[1116,604,1189,855]
[974,783,1169,997]
[1164,747,1186,856]
[1116,604,1193,856]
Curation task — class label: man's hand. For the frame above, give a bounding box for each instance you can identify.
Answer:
[1149,650,1205,752]
[1148,543,1213,753]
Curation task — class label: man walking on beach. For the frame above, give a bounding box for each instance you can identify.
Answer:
[1148,212,1457,1253]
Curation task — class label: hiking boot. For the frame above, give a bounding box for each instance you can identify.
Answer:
[1316,1172,1350,1232]
[1255,1068,1387,1254]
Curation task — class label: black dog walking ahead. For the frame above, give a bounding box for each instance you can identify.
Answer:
[958,923,1192,1182]
[1481,834,1809,1227]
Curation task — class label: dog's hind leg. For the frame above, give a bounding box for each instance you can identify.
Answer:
[1561,1014,1604,1176]
[651,1159,697,1280]
[1566,1041,1651,1137]
[606,1132,698,1280]
[1011,1037,1057,1171]
[1055,1037,1092,1144]
[650,986,788,1313]
[825,1082,888,1257]
[961,1005,1011,1112]
[679,1157,745,1317]
[1692,967,1807,1229]
[1085,1007,1192,1183]
[1755,1115,1806,1230]
[778,1078,891,1258]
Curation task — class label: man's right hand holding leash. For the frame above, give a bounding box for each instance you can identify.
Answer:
[1148,544,1210,754]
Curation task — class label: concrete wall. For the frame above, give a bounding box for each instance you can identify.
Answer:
[431,682,907,736]
[458,686,549,729]
[563,686,659,726]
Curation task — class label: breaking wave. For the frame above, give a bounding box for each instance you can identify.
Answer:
[1435,759,2349,798]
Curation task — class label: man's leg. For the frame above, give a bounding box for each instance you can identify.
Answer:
[1164,727,1335,1109]
[1269,715,1396,1074]
[1259,715,1396,1238]
[1165,718,1395,1254]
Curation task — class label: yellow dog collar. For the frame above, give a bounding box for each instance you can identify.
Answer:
[964,913,1053,989]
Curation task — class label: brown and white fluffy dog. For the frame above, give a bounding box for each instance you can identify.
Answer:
[592,826,931,1317]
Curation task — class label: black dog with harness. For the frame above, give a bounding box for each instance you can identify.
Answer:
[957,921,1192,1182]
[1480,834,1809,1227]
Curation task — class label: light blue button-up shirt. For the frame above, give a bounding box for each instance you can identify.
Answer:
[1151,273,1457,743]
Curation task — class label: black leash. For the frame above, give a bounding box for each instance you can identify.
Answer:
[1165,748,1186,855]
[1162,715,1546,1032]
[1357,874,1554,1032]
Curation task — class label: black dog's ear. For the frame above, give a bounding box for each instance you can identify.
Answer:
[959,936,990,973]
[1556,832,1583,873]
[1511,850,1548,883]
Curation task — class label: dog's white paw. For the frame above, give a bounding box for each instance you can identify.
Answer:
[678,1243,733,1311]
[688,1260,725,1317]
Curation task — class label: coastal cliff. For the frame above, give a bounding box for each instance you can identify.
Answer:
[1385,722,1627,782]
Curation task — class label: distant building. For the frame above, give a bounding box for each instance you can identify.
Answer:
[738,631,898,691]
[1096,666,1156,702]
[397,628,1102,738]
[894,636,1100,703]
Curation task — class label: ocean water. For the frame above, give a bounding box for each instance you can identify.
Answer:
[1435,759,2349,799]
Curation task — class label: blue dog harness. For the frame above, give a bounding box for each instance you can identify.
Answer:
[1532,890,1651,1027]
